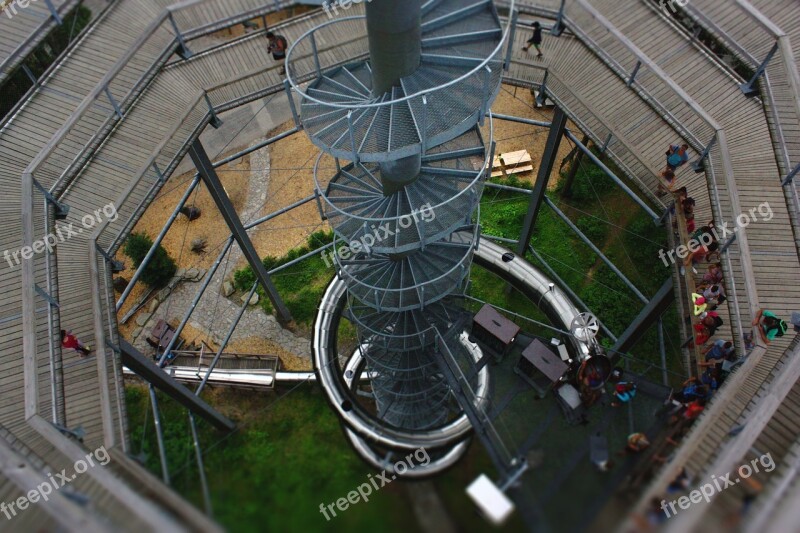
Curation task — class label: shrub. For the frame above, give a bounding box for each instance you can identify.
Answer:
[124,232,177,289]
[576,215,607,248]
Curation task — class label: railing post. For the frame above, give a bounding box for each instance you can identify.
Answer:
[552,0,566,36]
[168,11,192,59]
[480,66,492,125]
[504,10,518,72]
[740,42,778,97]
[599,133,612,154]
[420,96,428,152]
[347,110,359,162]
[720,233,737,254]
[104,85,123,119]
[310,32,322,79]
[32,178,69,219]
[95,243,125,273]
[43,0,62,24]
[692,133,717,173]
[21,64,39,87]
[152,162,166,184]
[781,162,799,186]
[314,188,326,220]
[627,60,641,87]
[535,70,548,107]
[284,80,301,128]
[203,93,222,129]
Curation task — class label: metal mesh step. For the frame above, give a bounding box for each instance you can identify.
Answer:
[349,299,466,353]
[336,227,477,312]
[318,127,486,253]
[291,0,503,161]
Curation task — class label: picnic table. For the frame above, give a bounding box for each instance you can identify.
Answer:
[490,149,533,178]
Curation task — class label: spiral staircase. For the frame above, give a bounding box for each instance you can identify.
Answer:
[289,0,507,445]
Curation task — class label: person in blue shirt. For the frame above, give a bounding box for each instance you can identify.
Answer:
[702,339,734,362]
[666,143,689,170]
[611,382,637,407]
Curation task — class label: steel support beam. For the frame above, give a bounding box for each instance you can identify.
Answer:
[543,196,649,304]
[552,0,566,36]
[116,176,201,311]
[148,385,170,484]
[188,139,292,325]
[120,339,235,432]
[490,112,552,128]
[517,106,567,255]
[609,278,674,361]
[564,130,660,221]
[561,135,589,198]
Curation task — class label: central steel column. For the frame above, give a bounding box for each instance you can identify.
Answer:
[366,0,422,94]
[366,0,424,193]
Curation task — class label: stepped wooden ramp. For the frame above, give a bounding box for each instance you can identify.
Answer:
[0,0,299,529]
[525,0,800,530]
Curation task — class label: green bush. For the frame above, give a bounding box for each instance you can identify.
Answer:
[124,232,177,289]
[576,215,607,248]
[230,230,335,326]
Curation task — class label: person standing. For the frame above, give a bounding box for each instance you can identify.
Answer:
[267,31,288,75]
[61,329,91,357]
[666,143,690,170]
[752,308,788,345]
[522,21,544,58]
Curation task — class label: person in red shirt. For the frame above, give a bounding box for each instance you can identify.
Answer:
[683,399,705,420]
[61,329,91,356]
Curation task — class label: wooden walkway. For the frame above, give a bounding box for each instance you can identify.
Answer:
[0,0,80,83]
[0,0,297,529]
[2,0,800,529]
[532,0,800,528]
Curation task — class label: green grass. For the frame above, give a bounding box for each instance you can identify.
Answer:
[481,155,684,383]
[233,230,335,328]
[126,384,418,532]
[126,384,528,533]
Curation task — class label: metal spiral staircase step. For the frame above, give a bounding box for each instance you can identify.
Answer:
[336,228,476,312]
[295,0,502,161]
[348,299,466,353]
[364,336,479,430]
[367,347,453,430]
[318,128,486,253]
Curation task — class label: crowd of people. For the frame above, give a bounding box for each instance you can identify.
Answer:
[628,143,795,529]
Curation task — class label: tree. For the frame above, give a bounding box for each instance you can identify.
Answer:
[124,232,177,289]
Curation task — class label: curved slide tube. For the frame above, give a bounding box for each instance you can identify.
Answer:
[312,239,591,455]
